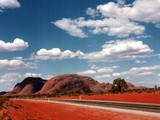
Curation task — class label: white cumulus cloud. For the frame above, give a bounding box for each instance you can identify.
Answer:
[97,67,114,73]
[129,65,160,75]
[79,39,153,62]
[53,18,87,38]
[86,8,99,18]
[54,17,144,38]
[0,59,37,70]
[135,60,147,64]
[112,73,121,77]
[0,0,20,10]
[0,38,28,51]
[97,0,160,26]
[33,48,82,60]
[95,74,111,79]
[136,71,154,76]
[24,73,42,78]
[0,72,43,83]
[77,70,96,75]
[114,65,160,77]
[0,72,21,83]
[78,65,120,76]
[54,0,160,38]
[33,39,152,62]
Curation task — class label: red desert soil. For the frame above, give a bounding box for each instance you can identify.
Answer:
[58,93,160,104]
[3,100,159,120]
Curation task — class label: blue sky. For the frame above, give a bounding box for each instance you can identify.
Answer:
[0,0,160,91]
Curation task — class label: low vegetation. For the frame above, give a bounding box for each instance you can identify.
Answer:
[111,78,128,93]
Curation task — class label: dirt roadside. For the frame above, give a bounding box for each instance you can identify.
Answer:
[0,100,159,120]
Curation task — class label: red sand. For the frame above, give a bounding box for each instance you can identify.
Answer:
[58,93,160,104]
[5,100,159,120]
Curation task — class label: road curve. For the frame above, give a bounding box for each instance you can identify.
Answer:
[14,98,160,113]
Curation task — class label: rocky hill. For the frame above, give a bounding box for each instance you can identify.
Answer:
[38,74,112,94]
[5,77,46,95]
[0,91,7,96]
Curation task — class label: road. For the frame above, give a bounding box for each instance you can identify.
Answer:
[14,98,160,113]
[5,99,160,120]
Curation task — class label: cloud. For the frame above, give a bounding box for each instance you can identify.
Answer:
[0,0,20,10]
[89,64,100,70]
[95,74,111,79]
[135,35,151,39]
[88,64,160,86]
[97,67,114,73]
[33,39,152,62]
[24,73,52,80]
[54,17,144,38]
[97,0,160,25]
[0,72,43,83]
[86,8,99,18]
[78,65,119,76]
[79,18,144,37]
[0,72,21,83]
[43,74,53,80]
[54,0,160,38]
[33,48,82,60]
[134,60,147,64]
[155,23,160,28]
[136,71,154,76]
[13,56,23,60]
[113,65,160,77]
[79,39,153,62]
[53,18,87,38]
[77,70,96,75]
[0,38,28,51]
[0,59,37,70]
[95,66,119,73]
[112,73,121,77]
[89,64,119,69]
[116,0,125,5]
[129,65,160,75]
[94,65,160,82]
[24,73,42,78]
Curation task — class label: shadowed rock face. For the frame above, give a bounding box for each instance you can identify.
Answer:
[38,74,112,94]
[5,77,46,95]
[0,91,7,96]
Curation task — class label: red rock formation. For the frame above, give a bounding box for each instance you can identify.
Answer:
[5,77,46,95]
[127,82,148,90]
[4,74,146,96]
[91,83,112,92]
[38,74,113,94]
[39,74,96,94]
[127,82,135,89]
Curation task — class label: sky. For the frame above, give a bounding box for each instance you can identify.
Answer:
[0,0,160,91]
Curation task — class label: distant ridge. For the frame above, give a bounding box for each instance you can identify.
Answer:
[3,74,147,96]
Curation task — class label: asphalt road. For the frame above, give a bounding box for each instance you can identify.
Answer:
[18,98,160,113]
